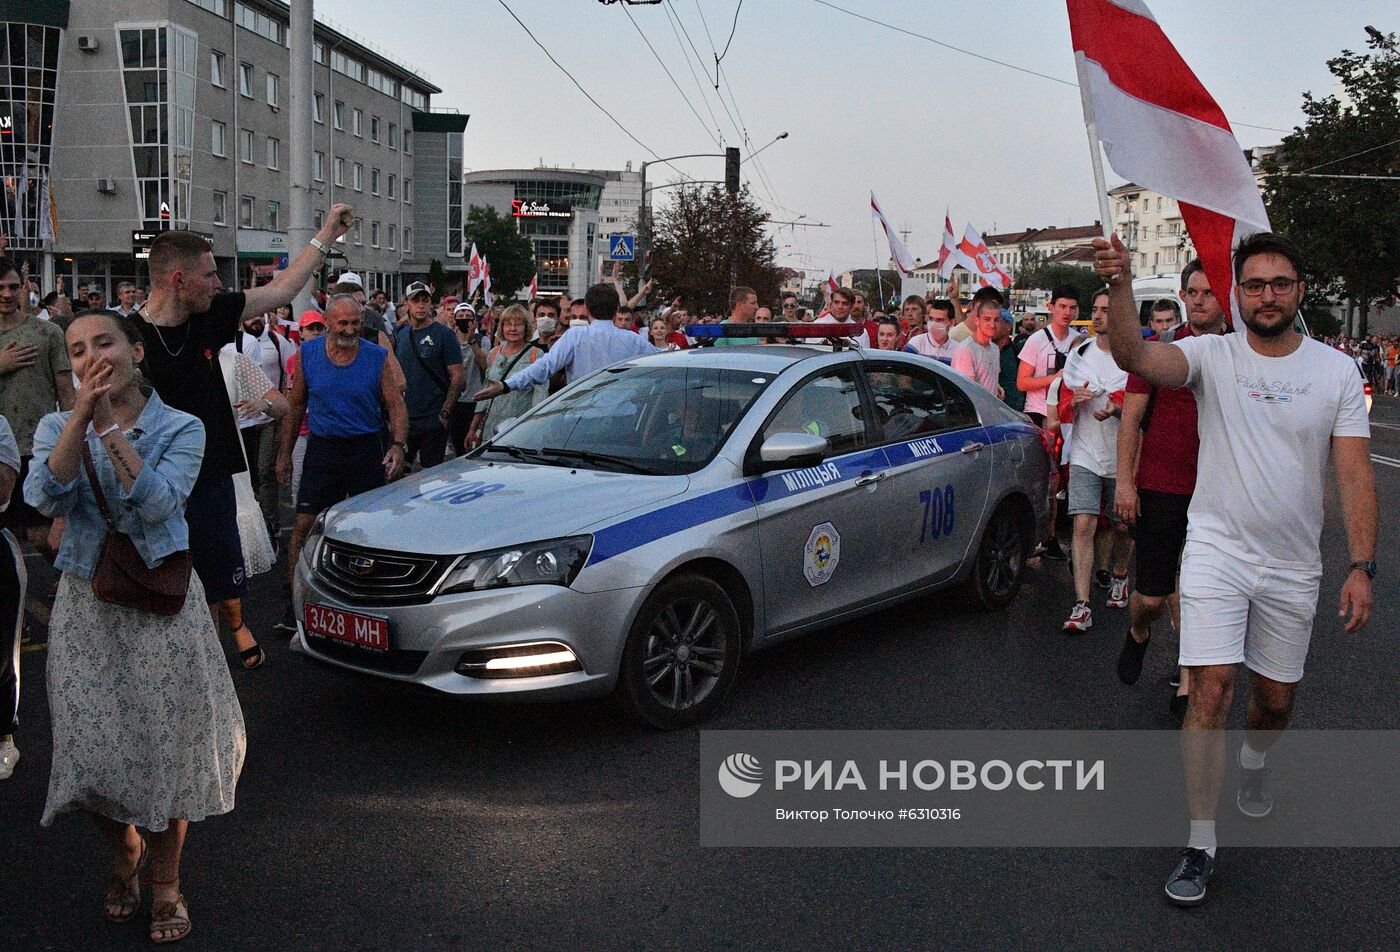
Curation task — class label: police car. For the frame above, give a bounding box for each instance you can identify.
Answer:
[292,324,1053,727]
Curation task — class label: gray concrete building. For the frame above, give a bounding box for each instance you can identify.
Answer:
[462,166,647,298]
[1,0,467,301]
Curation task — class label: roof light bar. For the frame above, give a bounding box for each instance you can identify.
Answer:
[684,323,854,340]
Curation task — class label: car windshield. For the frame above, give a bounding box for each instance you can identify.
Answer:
[478,364,773,475]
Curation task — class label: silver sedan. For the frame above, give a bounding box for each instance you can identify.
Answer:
[293,345,1052,727]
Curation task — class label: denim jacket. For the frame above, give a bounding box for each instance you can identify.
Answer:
[24,392,206,580]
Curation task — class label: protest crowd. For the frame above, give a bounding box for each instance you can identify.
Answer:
[0,182,1380,935]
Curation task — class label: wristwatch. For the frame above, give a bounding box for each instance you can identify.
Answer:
[391,440,406,451]
[1349,560,1377,579]
[310,236,331,256]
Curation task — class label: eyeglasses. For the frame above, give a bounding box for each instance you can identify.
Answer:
[782,302,797,309]
[1239,278,1299,297]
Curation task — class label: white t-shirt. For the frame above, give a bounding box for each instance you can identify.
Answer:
[256,329,297,391]
[1061,340,1128,477]
[1177,332,1370,568]
[952,337,1001,395]
[1045,377,1073,464]
[1018,326,1083,417]
[904,333,962,365]
[220,332,264,367]
[814,314,870,348]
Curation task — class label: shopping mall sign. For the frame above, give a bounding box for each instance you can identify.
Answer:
[511,199,572,219]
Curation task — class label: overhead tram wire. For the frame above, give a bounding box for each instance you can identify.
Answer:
[660,0,727,144]
[493,0,700,184]
[1293,135,1400,174]
[619,3,721,148]
[806,0,1290,134]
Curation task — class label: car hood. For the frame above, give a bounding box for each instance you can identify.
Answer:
[322,457,691,556]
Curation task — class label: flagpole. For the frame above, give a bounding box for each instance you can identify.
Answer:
[1075,57,1116,242]
[871,217,886,309]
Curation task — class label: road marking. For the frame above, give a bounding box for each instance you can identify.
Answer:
[1371,454,1400,469]
[26,597,49,627]
[21,642,46,654]
[1370,421,1400,432]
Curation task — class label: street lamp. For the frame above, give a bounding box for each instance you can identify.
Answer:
[742,131,789,165]
[637,152,725,285]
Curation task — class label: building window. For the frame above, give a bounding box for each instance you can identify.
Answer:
[266,137,279,169]
[118,26,197,233]
[267,200,280,231]
[314,151,324,181]
[235,3,282,43]
[352,163,363,192]
[387,224,395,249]
[403,227,412,252]
[403,130,412,154]
[387,174,396,199]
[352,109,363,137]
[238,62,252,97]
[211,120,226,157]
[239,128,253,163]
[314,209,324,229]
[404,178,412,203]
[266,72,278,106]
[333,157,345,186]
[333,100,344,130]
[387,123,397,149]
[212,190,227,225]
[370,116,379,143]
[314,93,323,123]
[314,42,325,65]
[210,50,225,87]
[370,168,380,195]
[353,220,362,245]
[239,195,254,228]
[189,0,231,16]
[370,221,380,247]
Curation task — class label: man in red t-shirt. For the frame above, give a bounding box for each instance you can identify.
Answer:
[1112,259,1227,718]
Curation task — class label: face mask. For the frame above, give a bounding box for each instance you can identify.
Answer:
[536,318,557,335]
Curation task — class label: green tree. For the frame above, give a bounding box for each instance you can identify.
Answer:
[1014,262,1101,305]
[855,270,902,311]
[1013,241,1046,287]
[1262,31,1400,336]
[427,258,447,301]
[462,204,536,301]
[649,183,783,315]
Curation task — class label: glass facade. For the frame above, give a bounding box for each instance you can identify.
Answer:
[0,21,62,251]
[506,178,602,210]
[118,24,197,231]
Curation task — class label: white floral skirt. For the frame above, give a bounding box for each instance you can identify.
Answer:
[42,572,246,831]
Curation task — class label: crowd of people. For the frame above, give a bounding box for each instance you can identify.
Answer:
[0,203,1383,934]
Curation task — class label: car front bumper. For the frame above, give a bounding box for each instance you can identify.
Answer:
[292,560,642,699]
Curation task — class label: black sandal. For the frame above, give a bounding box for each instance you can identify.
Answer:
[232,626,265,670]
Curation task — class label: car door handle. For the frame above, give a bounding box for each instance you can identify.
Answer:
[854,471,887,486]
[960,442,986,455]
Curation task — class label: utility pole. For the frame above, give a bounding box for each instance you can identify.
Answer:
[726,146,740,292]
[288,0,318,315]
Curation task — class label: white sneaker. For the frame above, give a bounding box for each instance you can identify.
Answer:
[0,739,18,780]
[1106,575,1130,609]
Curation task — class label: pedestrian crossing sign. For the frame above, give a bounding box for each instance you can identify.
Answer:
[609,235,636,261]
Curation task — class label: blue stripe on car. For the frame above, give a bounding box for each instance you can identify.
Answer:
[586,421,1035,566]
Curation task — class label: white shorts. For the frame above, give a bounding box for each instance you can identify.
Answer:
[1177,541,1321,684]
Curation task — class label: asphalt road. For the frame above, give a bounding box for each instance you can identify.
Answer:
[4,398,1400,951]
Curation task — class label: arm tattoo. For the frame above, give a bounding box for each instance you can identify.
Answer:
[106,437,139,482]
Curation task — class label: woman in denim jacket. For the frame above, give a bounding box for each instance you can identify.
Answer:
[25,311,245,945]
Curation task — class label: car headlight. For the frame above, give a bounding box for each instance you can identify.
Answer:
[437,536,592,596]
[302,512,327,568]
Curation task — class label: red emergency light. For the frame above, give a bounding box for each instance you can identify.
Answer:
[684,323,860,346]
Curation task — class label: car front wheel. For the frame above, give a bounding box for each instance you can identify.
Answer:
[618,573,741,729]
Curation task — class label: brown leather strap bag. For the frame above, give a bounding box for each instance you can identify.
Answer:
[82,442,191,616]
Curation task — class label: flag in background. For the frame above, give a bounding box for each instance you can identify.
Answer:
[827,272,839,293]
[467,244,484,296]
[482,258,494,308]
[528,273,538,301]
[937,212,957,274]
[958,224,1012,289]
[870,192,916,276]
[1067,0,1269,325]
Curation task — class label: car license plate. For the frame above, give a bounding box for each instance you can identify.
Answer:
[304,603,389,653]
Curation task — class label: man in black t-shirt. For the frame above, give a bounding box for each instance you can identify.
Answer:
[136,207,354,652]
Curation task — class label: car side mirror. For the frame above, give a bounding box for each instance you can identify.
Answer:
[755,432,828,472]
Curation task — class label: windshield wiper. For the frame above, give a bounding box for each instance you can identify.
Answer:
[483,444,558,465]
[540,447,657,474]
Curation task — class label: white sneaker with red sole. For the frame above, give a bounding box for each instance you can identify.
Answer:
[1063,601,1093,633]
[1107,575,1130,609]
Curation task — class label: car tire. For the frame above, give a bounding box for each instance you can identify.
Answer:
[617,573,741,729]
[967,500,1030,611]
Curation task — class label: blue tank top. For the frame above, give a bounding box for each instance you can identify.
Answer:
[300,336,388,438]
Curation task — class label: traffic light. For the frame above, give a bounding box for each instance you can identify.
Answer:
[725,147,740,196]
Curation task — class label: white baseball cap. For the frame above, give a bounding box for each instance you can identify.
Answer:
[336,271,364,289]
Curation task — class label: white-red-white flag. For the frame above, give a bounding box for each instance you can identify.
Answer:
[1068,0,1269,325]
[482,258,493,308]
[528,273,538,301]
[952,224,1012,289]
[467,243,484,297]
[936,212,957,275]
[826,272,838,293]
[870,192,916,276]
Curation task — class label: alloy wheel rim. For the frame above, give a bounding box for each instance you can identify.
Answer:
[642,597,727,710]
[983,511,1023,597]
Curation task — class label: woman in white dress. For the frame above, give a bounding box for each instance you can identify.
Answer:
[26,311,245,944]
